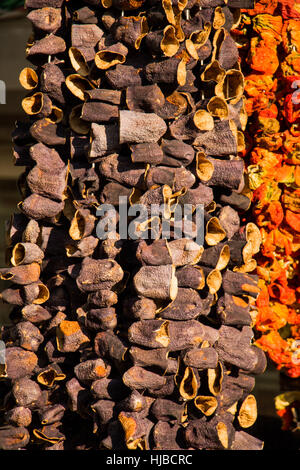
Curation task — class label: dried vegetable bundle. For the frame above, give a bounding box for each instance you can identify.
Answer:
[0,0,265,450]
[233,0,300,430]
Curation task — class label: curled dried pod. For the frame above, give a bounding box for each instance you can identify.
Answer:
[208,362,224,396]
[133,265,178,301]
[178,183,214,209]
[33,424,65,445]
[113,16,148,49]
[215,69,244,105]
[29,143,65,172]
[161,139,194,167]
[69,209,95,241]
[207,96,229,120]
[119,391,150,413]
[65,75,95,101]
[212,28,239,70]
[161,25,180,57]
[69,105,91,135]
[148,375,175,398]
[100,182,133,205]
[27,165,67,202]
[193,109,214,131]
[11,242,44,266]
[19,279,49,305]
[118,411,153,450]
[136,239,172,266]
[129,319,219,351]
[37,364,66,388]
[203,267,222,294]
[168,239,203,267]
[22,92,52,117]
[200,244,230,271]
[69,47,91,76]
[19,67,38,90]
[205,217,227,246]
[194,396,218,417]
[178,367,200,401]
[237,395,257,429]
[193,120,237,156]
[95,42,128,70]
[220,189,250,210]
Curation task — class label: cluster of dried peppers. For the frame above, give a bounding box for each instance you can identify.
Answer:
[233,0,300,431]
[0,0,266,450]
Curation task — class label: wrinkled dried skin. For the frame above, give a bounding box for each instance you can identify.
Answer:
[0,426,30,450]
[77,257,124,292]
[133,265,178,300]
[56,321,90,353]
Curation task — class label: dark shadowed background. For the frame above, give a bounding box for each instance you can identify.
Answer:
[0,6,298,450]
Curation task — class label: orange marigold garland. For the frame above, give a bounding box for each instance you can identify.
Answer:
[234,0,300,430]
